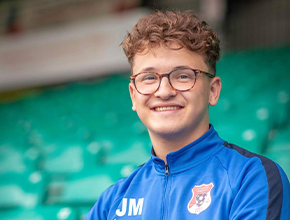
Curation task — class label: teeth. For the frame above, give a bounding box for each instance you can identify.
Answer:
[155,106,181,112]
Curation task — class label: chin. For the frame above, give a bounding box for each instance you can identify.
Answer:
[149,124,187,137]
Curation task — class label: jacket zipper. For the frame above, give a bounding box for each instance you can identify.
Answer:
[162,165,170,220]
[165,165,169,176]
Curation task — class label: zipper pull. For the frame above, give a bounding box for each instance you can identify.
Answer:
[165,165,169,176]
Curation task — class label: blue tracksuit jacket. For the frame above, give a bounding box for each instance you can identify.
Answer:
[86,125,290,219]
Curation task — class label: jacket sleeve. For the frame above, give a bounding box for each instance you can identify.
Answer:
[85,193,107,220]
[277,164,290,219]
[85,185,115,220]
[229,159,290,220]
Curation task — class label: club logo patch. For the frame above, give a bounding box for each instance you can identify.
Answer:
[187,182,214,215]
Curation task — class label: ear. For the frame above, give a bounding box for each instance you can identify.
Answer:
[129,83,137,111]
[209,76,222,106]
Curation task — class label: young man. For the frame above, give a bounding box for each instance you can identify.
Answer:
[86,10,290,219]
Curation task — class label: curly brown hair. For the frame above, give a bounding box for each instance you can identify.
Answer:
[121,10,220,73]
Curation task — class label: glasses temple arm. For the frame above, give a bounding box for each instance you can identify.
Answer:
[201,71,215,78]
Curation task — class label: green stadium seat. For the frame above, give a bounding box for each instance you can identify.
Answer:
[264,125,290,178]
[41,141,85,174]
[43,167,124,206]
[0,143,39,175]
[210,100,270,154]
[0,172,44,209]
[0,206,77,220]
[77,206,92,220]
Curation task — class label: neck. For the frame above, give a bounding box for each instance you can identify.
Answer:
[149,122,210,164]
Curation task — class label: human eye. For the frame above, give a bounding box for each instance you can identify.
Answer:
[174,70,194,81]
[177,74,190,79]
[140,73,158,83]
[144,75,157,80]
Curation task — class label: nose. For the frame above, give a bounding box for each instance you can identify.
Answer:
[154,77,177,99]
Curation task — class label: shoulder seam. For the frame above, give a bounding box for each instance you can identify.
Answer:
[214,155,234,197]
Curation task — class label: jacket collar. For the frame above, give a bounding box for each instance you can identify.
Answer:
[150,125,224,175]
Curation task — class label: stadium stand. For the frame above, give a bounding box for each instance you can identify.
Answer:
[0,46,289,219]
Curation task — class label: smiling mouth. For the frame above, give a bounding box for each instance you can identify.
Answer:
[154,106,182,112]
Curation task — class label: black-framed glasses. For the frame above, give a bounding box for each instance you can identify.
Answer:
[130,67,215,95]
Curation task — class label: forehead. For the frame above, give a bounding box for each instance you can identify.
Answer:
[132,46,209,74]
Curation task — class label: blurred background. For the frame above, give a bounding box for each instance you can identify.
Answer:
[0,0,289,219]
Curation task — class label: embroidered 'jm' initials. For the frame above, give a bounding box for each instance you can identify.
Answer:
[116,198,144,217]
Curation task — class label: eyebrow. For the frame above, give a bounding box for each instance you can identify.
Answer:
[139,65,192,73]
[139,67,156,72]
[173,65,192,70]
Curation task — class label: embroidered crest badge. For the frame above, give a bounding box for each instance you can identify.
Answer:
[187,182,214,215]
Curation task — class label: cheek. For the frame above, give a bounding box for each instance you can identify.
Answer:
[185,88,210,108]
[195,82,211,101]
[198,89,209,102]
[134,95,150,110]
[134,96,151,125]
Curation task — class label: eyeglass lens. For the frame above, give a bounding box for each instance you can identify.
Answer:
[134,68,196,94]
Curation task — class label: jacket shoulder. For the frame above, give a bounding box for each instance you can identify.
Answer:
[218,142,289,219]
